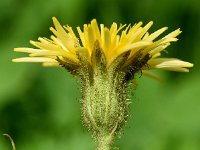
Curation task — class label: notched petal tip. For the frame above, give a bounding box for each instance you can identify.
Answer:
[177,28,182,33]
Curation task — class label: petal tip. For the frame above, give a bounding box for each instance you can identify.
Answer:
[13,48,18,51]
[12,58,19,62]
[49,27,54,32]
[52,16,57,21]
[189,63,194,67]
[91,18,97,23]
[149,21,153,25]
[29,40,34,43]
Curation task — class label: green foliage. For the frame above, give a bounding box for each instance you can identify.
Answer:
[0,0,199,149]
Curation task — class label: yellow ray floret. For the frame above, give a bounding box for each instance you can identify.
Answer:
[13,17,193,74]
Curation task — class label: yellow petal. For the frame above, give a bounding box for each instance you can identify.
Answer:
[145,27,168,41]
[164,28,182,38]
[64,25,77,38]
[149,43,170,55]
[104,28,111,52]
[137,21,153,40]
[119,41,152,54]
[156,67,190,72]
[14,48,43,53]
[12,57,57,63]
[77,26,86,47]
[29,51,67,57]
[148,58,193,72]
[91,19,101,42]
[52,17,75,51]
[42,62,60,67]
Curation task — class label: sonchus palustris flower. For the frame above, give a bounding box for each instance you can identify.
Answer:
[13,17,193,150]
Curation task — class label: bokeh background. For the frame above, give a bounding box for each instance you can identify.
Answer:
[0,0,200,149]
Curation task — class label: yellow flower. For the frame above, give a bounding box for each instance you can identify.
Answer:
[13,17,193,76]
[12,17,194,149]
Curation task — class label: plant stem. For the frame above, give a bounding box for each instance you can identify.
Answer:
[96,133,113,150]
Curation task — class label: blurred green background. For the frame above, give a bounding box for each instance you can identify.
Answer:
[0,0,199,149]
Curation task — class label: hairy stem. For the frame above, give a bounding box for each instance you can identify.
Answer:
[96,133,113,150]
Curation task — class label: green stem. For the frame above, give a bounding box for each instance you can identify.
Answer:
[96,133,113,150]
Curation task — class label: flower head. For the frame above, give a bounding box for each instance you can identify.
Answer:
[13,17,193,79]
[12,18,194,149]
